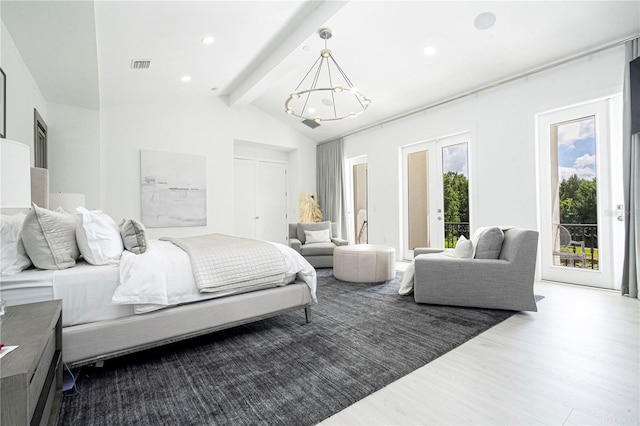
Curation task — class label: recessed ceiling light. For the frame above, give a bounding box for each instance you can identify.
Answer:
[308,107,316,114]
[181,75,191,82]
[474,12,496,30]
[423,46,437,56]
[202,36,215,45]
[302,45,311,52]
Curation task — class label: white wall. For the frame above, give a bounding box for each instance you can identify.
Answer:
[3,11,316,236]
[100,97,316,239]
[0,21,47,160]
[344,46,625,257]
[46,102,101,209]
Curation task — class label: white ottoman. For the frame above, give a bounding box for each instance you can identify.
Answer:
[333,244,396,283]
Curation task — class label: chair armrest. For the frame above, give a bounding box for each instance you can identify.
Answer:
[414,247,445,257]
[289,238,302,253]
[332,238,349,246]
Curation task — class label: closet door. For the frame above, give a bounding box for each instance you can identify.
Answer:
[234,158,287,243]
[234,159,257,239]
[256,161,288,244]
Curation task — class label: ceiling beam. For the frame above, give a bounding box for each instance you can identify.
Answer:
[225,0,348,108]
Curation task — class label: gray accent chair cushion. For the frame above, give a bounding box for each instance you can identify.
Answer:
[472,226,504,259]
[289,222,347,268]
[413,227,539,312]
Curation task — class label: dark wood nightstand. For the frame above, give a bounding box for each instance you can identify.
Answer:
[0,300,62,425]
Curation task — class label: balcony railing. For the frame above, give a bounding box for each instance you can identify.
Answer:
[445,222,598,269]
[444,222,470,248]
[559,223,598,269]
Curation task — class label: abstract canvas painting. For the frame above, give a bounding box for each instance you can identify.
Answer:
[141,150,207,227]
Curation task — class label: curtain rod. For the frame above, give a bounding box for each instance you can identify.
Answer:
[318,33,639,145]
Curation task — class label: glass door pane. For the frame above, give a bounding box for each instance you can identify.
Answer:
[441,143,470,248]
[407,150,429,249]
[353,162,368,244]
[551,116,598,270]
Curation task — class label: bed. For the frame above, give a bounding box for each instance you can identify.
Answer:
[1,173,316,367]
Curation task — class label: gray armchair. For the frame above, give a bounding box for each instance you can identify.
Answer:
[413,227,539,311]
[288,221,348,268]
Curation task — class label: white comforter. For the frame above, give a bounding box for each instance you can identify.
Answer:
[112,240,317,313]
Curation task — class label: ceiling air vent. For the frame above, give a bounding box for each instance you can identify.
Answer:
[301,119,321,129]
[130,59,151,70]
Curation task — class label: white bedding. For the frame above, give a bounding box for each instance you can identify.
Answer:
[112,239,317,313]
[53,262,133,326]
[0,262,133,327]
[1,238,316,326]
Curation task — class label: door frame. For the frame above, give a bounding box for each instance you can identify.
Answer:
[345,155,367,244]
[400,132,471,260]
[536,96,622,289]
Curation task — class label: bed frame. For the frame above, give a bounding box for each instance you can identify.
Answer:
[28,169,312,368]
[64,283,312,367]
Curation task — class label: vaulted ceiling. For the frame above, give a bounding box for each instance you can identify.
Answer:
[2,1,639,142]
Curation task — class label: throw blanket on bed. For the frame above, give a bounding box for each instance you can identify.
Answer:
[160,234,287,293]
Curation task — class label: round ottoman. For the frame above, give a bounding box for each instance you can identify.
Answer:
[333,244,396,283]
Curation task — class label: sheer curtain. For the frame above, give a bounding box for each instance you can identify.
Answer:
[317,138,347,238]
[622,37,639,299]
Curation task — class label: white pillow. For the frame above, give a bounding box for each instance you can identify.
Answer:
[21,203,80,270]
[454,235,474,259]
[76,207,124,265]
[304,229,331,244]
[1,213,32,275]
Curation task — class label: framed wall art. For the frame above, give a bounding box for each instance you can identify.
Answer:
[140,149,207,227]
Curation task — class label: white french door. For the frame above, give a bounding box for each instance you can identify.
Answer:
[234,158,288,244]
[537,97,623,289]
[401,133,470,260]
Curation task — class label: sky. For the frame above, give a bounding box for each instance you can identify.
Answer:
[442,143,468,177]
[557,117,597,181]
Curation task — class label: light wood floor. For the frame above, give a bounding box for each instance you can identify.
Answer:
[319,270,640,425]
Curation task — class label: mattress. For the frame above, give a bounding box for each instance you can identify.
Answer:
[1,261,133,327]
[0,267,55,306]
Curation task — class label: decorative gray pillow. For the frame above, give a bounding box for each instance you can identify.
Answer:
[474,226,504,259]
[297,221,332,245]
[21,202,80,270]
[119,219,147,254]
[454,235,473,258]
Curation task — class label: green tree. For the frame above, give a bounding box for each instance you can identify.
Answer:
[443,171,469,223]
[559,174,597,224]
[559,174,580,200]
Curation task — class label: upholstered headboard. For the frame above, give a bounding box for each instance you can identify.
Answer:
[30,167,49,209]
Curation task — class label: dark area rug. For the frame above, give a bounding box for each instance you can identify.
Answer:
[59,270,524,425]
